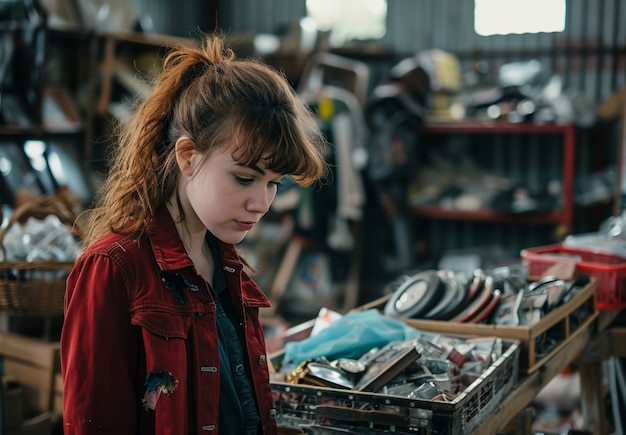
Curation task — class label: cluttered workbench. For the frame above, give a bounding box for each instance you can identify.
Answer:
[268,247,626,435]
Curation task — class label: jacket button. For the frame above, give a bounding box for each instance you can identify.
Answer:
[258,355,266,365]
[235,364,245,376]
[201,424,216,431]
[269,409,277,419]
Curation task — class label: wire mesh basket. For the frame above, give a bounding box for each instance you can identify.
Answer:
[271,339,520,435]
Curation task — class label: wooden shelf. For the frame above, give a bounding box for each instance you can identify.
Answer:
[94,31,195,117]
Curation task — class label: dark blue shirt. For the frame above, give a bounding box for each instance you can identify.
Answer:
[207,233,260,434]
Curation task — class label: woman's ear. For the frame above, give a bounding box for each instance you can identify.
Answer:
[174,136,197,176]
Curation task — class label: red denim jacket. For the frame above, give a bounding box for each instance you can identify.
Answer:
[61,207,277,434]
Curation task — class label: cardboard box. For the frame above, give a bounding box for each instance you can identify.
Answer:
[0,333,60,416]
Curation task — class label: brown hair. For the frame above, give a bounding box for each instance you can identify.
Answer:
[81,33,327,247]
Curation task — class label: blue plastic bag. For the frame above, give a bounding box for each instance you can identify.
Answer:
[281,309,425,370]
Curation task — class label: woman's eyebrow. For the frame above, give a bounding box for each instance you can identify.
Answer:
[249,164,265,175]
[234,161,266,175]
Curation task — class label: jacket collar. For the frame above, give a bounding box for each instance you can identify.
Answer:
[146,206,242,273]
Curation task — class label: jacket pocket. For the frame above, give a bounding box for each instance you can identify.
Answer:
[131,310,193,339]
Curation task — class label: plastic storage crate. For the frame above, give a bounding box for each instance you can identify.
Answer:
[271,339,520,435]
[521,243,626,311]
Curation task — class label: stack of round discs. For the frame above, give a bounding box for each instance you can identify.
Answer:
[384,269,503,323]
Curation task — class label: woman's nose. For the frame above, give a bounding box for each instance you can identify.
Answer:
[247,187,275,213]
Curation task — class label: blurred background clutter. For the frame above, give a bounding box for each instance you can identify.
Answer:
[2,1,626,434]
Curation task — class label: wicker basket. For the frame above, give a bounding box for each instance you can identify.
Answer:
[0,196,78,316]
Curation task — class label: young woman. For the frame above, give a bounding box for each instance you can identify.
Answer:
[60,33,327,434]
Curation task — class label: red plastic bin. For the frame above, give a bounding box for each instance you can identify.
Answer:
[521,243,626,311]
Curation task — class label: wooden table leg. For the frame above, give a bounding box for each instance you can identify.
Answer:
[578,360,608,434]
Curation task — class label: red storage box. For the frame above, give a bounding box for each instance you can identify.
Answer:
[521,243,626,311]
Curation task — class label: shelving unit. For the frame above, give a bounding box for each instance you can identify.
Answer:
[84,31,195,180]
[416,120,576,230]
[405,120,588,261]
[0,22,92,206]
[93,31,195,118]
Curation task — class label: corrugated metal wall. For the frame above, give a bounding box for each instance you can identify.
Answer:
[385,0,626,104]
[131,0,626,105]
[130,0,306,38]
[129,0,210,37]
[215,0,306,35]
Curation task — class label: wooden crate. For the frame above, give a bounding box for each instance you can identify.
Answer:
[0,333,60,416]
[355,280,598,374]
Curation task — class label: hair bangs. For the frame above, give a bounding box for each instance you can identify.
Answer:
[229,107,327,185]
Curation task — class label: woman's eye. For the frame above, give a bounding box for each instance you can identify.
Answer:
[235,176,254,186]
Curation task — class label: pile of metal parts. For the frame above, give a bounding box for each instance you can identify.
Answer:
[462,59,596,127]
[282,334,504,401]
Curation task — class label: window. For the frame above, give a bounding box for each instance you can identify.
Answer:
[306,0,387,46]
[474,0,566,36]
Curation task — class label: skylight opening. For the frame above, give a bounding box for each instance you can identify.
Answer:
[475,0,566,36]
[306,0,387,45]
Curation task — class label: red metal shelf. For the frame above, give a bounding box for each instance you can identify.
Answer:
[408,205,565,225]
[417,121,576,231]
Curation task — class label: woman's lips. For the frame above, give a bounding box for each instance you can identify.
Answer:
[235,221,254,231]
